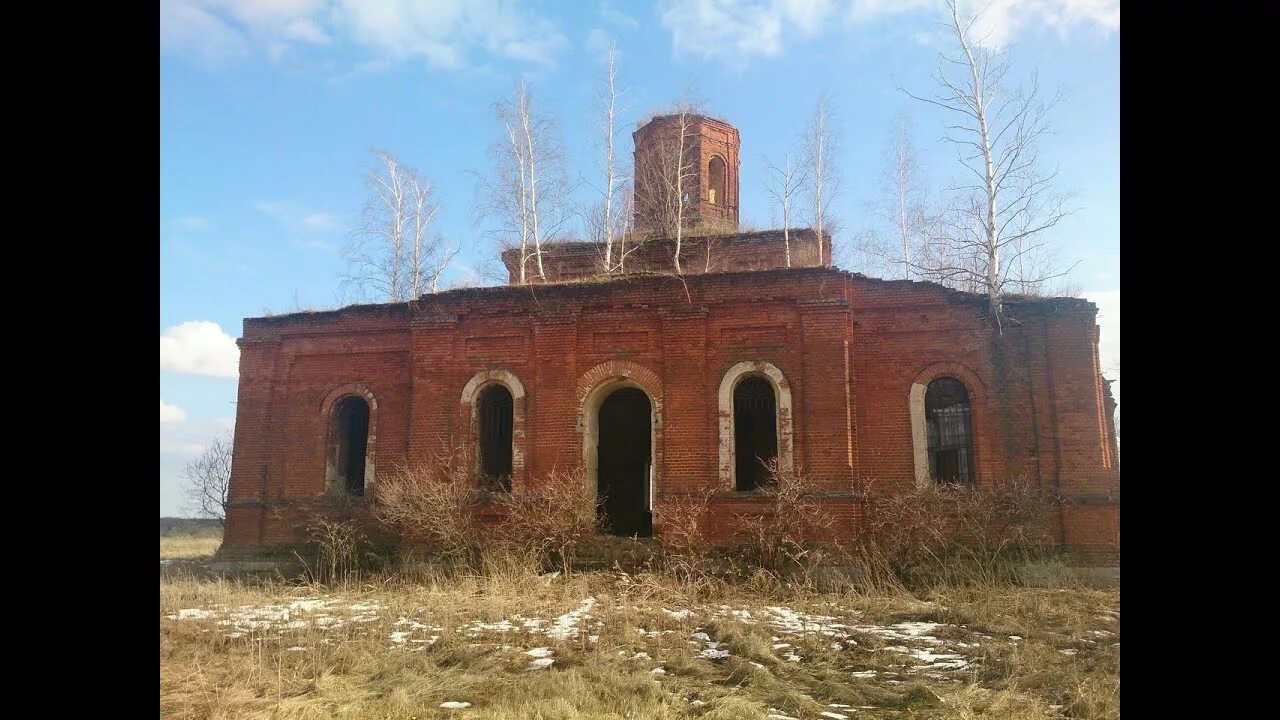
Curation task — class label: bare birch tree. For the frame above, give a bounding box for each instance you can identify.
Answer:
[857,114,944,281]
[802,92,840,266]
[477,79,571,284]
[764,152,807,267]
[590,42,628,274]
[904,0,1075,332]
[634,95,705,274]
[181,433,233,526]
[343,150,456,301]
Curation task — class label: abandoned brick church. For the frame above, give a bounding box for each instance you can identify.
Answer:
[222,114,1120,561]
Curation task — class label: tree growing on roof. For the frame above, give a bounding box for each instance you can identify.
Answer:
[343,150,457,302]
[476,79,572,284]
[802,91,841,267]
[904,0,1077,332]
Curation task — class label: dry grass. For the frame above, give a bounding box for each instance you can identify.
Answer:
[160,535,223,559]
[160,564,1119,719]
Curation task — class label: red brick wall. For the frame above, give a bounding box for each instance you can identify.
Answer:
[633,114,740,232]
[222,269,1119,563]
[500,231,832,284]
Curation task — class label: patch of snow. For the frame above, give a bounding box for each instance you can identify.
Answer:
[440,701,471,709]
[690,632,712,642]
[662,608,693,620]
[170,608,217,620]
[286,646,308,652]
[650,667,666,675]
[820,712,849,720]
[631,651,650,660]
[698,648,730,661]
[546,597,596,640]
[851,670,877,678]
[1059,648,1077,656]
[527,657,555,670]
[525,647,554,658]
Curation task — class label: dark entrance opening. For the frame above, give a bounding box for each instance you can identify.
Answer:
[597,387,652,537]
[334,396,370,495]
[477,384,514,492]
[734,376,778,491]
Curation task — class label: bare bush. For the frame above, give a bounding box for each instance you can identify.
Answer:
[734,460,838,582]
[491,467,598,574]
[857,476,1059,588]
[370,451,484,568]
[302,517,369,586]
[652,488,716,585]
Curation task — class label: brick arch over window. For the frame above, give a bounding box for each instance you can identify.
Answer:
[460,370,527,492]
[320,383,379,495]
[575,360,664,505]
[908,363,989,488]
[718,361,794,490]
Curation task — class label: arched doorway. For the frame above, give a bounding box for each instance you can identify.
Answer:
[596,387,653,537]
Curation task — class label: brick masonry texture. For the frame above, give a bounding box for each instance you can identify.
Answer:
[222,115,1118,563]
[222,265,1120,562]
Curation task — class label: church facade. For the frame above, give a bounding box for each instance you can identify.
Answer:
[221,114,1119,561]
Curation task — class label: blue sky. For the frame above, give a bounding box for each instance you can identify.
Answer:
[160,0,1120,516]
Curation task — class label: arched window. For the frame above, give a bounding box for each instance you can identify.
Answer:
[925,378,974,484]
[333,396,370,495]
[708,156,726,206]
[734,376,778,491]
[477,384,514,492]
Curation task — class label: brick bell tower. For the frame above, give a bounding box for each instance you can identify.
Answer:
[633,113,740,235]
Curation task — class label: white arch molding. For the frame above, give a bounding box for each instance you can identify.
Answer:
[908,362,985,488]
[718,361,793,490]
[460,369,527,491]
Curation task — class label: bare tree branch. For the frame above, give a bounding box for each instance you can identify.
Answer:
[180,433,233,526]
[343,150,454,302]
[898,0,1078,330]
[802,91,840,266]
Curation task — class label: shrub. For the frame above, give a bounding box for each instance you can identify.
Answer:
[302,516,369,585]
[652,488,716,584]
[491,467,598,574]
[733,460,838,582]
[370,449,485,568]
[856,476,1060,588]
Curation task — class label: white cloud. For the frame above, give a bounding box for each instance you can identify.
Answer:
[163,1,565,69]
[658,0,1119,64]
[301,212,340,231]
[160,0,330,64]
[659,0,836,64]
[255,200,342,244]
[335,0,568,68]
[599,1,640,29]
[160,399,188,424]
[173,216,212,231]
[851,0,1119,49]
[586,28,615,59]
[160,321,240,378]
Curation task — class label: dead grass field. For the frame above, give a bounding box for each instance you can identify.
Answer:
[161,535,224,559]
[160,561,1119,719]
